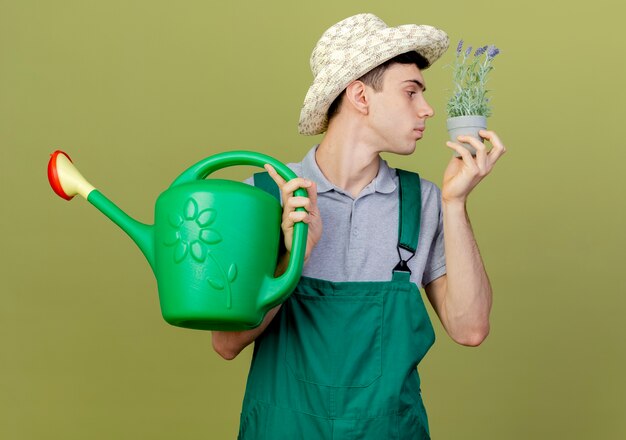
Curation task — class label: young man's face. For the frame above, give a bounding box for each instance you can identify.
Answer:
[365,63,434,155]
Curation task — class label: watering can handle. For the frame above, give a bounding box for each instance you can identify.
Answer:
[171,150,308,310]
[170,150,304,194]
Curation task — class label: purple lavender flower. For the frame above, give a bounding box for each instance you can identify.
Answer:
[487,45,500,58]
[447,40,500,118]
[474,46,488,57]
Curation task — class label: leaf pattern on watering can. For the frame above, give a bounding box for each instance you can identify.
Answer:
[190,241,207,262]
[228,263,237,282]
[208,277,225,290]
[196,209,216,227]
[173,241,188,263]
[168,212,184,228]
[200,229,222,245]
[163,230,180,246]
[184,198,198,220]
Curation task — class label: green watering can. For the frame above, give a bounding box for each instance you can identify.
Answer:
[47,150,308,331]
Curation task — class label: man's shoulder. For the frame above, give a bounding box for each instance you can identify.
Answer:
[418,176,441,197]
[285,161,304,177]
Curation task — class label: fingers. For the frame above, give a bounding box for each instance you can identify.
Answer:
[265,164,312,200]
[446,139,476,167]
[479,129,504,149]
[479,130,507,164]
[448,130,507,177]
[264,163,287,187]
[285,210,310,225]
[284,196,312,213]
[282,194,313,229]
[265,164,317,227]
[456,135,489,175]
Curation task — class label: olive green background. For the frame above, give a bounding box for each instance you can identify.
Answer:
[1,0,624,438]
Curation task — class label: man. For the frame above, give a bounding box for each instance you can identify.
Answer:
[212,13,506,439]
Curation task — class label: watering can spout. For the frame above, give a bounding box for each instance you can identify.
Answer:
[48,151,156,272]
[87,191,156,272]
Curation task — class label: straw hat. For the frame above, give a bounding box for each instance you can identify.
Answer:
[298,13,449,135]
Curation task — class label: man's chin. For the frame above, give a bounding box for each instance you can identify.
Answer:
[400,141,418,155]
[390,146,417,156]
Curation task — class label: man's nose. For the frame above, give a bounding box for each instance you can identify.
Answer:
[418,97,434,119]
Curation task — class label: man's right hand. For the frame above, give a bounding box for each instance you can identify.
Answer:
[211,165,322,360]
[264,164,322,264]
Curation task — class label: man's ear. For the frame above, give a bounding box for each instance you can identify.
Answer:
[344,81,369,116]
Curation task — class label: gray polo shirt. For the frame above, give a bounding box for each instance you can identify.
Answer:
[249,146,446,288]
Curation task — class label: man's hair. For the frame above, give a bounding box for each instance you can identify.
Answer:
[326,51,430,122]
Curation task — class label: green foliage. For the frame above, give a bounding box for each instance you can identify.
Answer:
[446,42,499,118]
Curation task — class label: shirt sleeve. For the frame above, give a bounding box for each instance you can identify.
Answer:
[421,185,446,287]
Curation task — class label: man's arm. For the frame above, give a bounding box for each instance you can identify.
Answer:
[212,166,322,360]
[212,304,284,360]
[424,130,506,347]
[211,253,290,360]
[424,203,492,346]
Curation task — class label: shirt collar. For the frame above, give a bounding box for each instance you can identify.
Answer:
[301,145,397,195]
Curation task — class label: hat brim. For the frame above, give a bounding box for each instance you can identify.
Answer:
[298,24,449,136]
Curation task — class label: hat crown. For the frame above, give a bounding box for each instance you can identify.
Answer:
[310,13,387,77]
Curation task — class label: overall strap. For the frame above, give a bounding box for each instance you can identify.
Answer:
[253,171,286,259]
[393,169,422,281]
[253,171,280,201]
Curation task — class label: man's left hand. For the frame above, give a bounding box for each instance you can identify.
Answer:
[441,129,507,204]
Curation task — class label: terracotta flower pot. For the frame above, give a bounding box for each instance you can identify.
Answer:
[446,115,487,157]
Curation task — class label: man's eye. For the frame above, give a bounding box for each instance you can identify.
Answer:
[408,91,416,97]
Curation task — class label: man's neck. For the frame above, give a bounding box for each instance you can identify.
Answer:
[316,121,381,198]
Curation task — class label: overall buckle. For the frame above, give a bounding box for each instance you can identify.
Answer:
[393,246,415,274]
